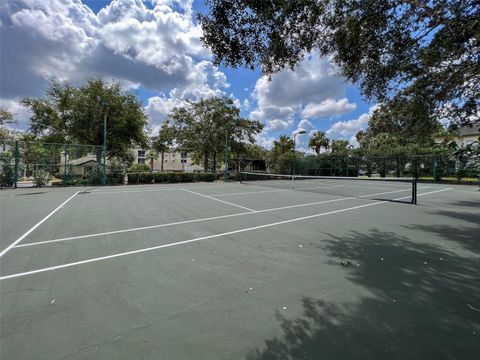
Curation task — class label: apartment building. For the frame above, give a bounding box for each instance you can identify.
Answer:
[132,147,204,172]
[435,125,480,147]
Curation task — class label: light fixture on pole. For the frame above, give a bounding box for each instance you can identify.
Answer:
[292,129,306,176]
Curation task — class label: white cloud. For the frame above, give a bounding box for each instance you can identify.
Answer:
[0,99,32,130]
[327,105,378,138]
[144,95,188,133]
[242,99,251,111]
[292,119,316,153]
[249,54,353,136]
[266,119,290,132]
[254,132,276,149]
[0,0,229,130]
[349,135,359,148]
[302,98,356,119]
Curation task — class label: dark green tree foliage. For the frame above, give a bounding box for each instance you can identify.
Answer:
[330,139,351,155]
[165,97,263,171]
[358,96,442,149]
[268,135,295,173]
[308,131,330,155]
[21,79,148,161]
[199,0,479,125]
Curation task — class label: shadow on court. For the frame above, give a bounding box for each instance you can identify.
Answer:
[247,229,480,360]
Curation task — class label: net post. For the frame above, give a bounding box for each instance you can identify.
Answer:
[412,178,417,205]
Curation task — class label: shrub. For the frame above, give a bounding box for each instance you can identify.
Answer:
[129,163,150,172]
[194,172,216,182]
[0,151,14,187]
[34,170,50,187]
[127,172,153,184]
[108,171,124,185]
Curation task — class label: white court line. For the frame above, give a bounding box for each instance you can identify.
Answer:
[211,188,290,197]
[0,187,451,281]
[13,186,418,248]
[14,197,355,248]
[0,191,79,258]
[181,188,257,212]
[91,182,241,194]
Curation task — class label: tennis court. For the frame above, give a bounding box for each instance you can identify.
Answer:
[1,179,479,359]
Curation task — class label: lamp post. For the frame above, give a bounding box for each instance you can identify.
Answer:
[292,129,306,175]
[224,119,238,182]
[101,100,108,186]
[224,127,229,181]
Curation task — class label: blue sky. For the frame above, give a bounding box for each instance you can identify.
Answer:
[0,0,374,151]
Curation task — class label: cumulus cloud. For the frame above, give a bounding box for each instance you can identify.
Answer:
[302,98,356,119]
[327,105,378,139]
[144,94,187,133]
[249,54,354,135]
[292,119,317,153]
[0,0,229,129]
[266,119,290,132]
[254,132,276,149]
[0,99,32,130]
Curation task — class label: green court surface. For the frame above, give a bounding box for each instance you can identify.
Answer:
[0,181,479,360]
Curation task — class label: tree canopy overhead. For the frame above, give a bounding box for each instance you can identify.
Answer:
[21,79,148,161]
[199,0,479,125]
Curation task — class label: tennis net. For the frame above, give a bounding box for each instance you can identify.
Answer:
[240,172,417,204]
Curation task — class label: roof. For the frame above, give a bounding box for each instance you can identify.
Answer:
[458,124,480,136]
[59,155,97,166]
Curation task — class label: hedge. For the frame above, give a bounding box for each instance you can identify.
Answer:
[127,172,216,185]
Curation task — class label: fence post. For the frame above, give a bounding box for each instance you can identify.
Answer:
[13,141,19,188]
[63,146,67,184]
[412,178,417,205]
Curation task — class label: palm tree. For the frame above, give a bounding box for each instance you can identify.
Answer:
[308,131,329,155]
[147,149,159,172]
[152,125,174,172]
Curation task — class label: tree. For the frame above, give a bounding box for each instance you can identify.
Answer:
[199,0,479,125]
[147,149,158,172]
[267,135,295,173]
[330,140,351,155]
[152,123,175,172]
[368,96,441,145]
[21,79,148,162]
[271,135,294,155]
[0,107,14,125]
[166,97,263,171]
[308,131,329,155]
[0,107,16,146]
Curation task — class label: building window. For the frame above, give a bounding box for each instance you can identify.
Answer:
[181,152,187,159]
[181,159,187,164]
[138,158,145,164]
[138,150,145,157]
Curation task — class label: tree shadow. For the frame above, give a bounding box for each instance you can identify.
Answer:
[247,229,480,360]
[444,200,480,210]
[404,209,480,253]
